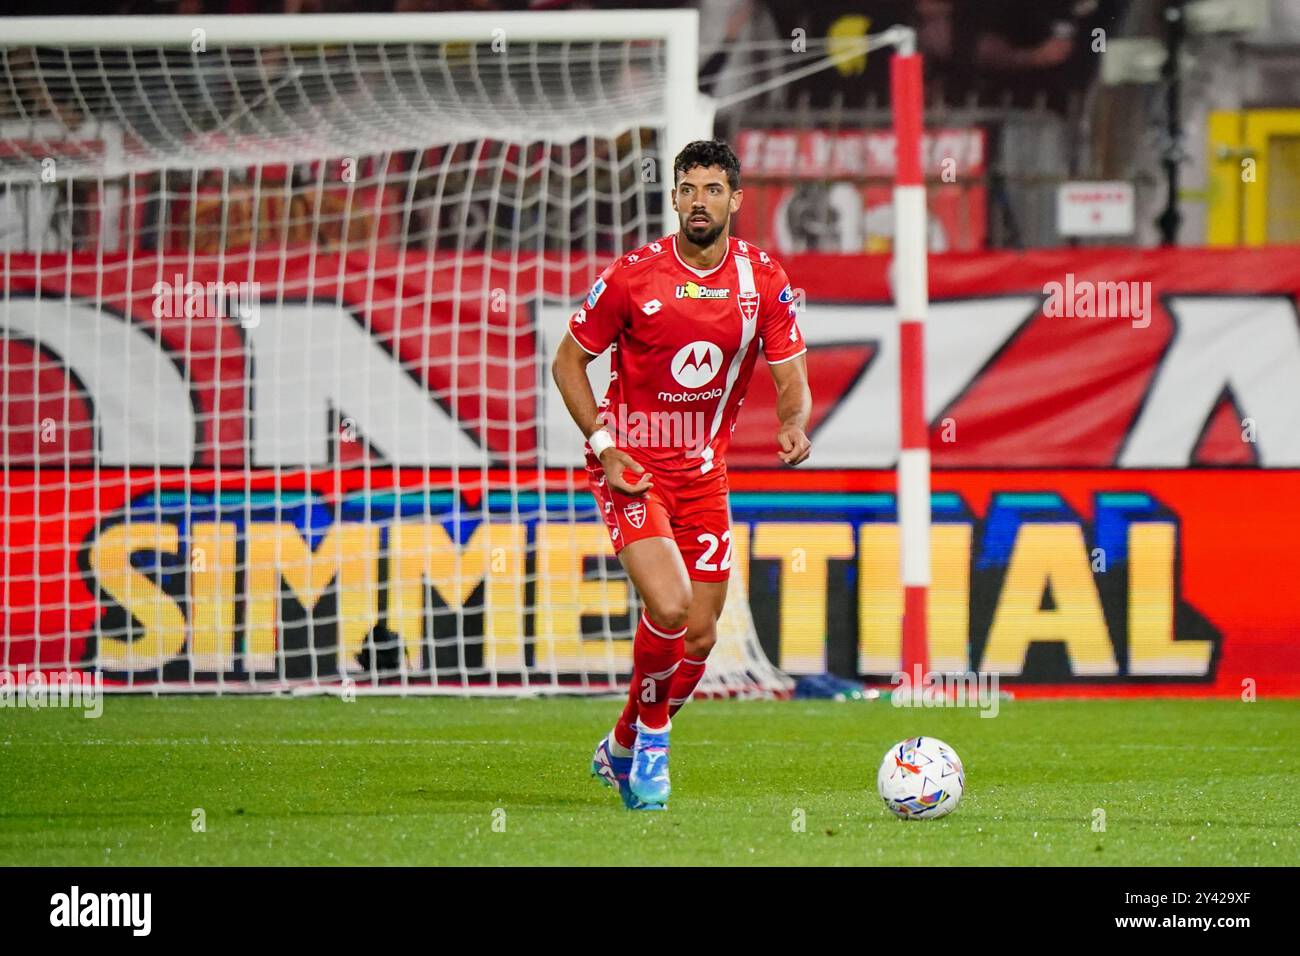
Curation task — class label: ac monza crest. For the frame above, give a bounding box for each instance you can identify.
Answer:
[623,500,647,529]
[738,291,759,323]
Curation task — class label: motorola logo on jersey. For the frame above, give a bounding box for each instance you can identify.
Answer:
[671,340,723,388]
[658,388,723,403]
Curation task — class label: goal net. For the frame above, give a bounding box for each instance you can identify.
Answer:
[0,12,792,696]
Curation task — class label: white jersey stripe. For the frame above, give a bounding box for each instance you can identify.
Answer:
[767,347,807,366]
[566,327,603,357]
[698,253,758,474]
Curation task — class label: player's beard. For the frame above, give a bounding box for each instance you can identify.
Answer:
[680,209,728,247]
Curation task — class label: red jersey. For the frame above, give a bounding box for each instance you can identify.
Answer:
[568,235,806,477]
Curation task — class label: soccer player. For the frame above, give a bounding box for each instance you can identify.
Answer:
[551,140,812,810]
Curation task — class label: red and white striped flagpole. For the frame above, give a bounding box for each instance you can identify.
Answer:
[889,29,930,682]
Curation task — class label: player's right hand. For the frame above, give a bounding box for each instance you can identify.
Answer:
[599,448,653,495]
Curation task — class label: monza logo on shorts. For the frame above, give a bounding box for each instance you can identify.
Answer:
[671,340,723,388]
[623,500,647,529]
[738,291,759,322]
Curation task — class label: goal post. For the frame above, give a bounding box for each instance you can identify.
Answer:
[887,29,932,684]
[710,24,934,684]
[0,14,930,696]
[0,10,788,696]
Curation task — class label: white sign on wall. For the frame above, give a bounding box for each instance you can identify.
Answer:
[1057,181,1135,237]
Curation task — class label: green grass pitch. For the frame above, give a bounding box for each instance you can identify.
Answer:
[1,696,1296,866]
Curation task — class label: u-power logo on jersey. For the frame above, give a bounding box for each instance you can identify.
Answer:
[675,282,730,299]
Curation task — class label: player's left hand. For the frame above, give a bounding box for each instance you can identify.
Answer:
[776,425,811,466]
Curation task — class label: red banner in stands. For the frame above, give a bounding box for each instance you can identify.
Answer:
[741,245,1300,469]
[5,245,1299,469]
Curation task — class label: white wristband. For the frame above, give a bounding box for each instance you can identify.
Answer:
[587,428,615,457]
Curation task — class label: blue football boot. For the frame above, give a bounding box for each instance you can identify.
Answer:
[628,721,671,809]
[591,735,662,811]
[590,735,626,790]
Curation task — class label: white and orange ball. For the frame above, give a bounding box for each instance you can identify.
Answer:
[877,736,965,820]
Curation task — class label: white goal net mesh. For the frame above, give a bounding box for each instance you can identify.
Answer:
[0,15,790,697]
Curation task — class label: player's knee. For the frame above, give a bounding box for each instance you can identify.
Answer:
[645,592,691,633]
[685,626,716,659]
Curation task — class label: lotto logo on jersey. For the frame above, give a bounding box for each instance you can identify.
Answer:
[675,282,730,300]
[586,278,607,309]
[623,500,647,529]
[671,340,723,388]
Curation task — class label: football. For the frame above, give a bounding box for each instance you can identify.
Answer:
[877,736,966,820]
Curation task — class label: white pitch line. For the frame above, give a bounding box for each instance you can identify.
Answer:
[1114,743,1286,752]
[0,737,805,747]
[0,738,546,747]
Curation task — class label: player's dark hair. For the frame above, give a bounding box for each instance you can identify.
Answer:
[673,140,741,191]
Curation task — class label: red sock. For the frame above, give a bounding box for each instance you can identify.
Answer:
[668,657,707,717]
[614,612,685,747]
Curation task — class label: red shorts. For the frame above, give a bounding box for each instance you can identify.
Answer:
[585,452,733,583]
